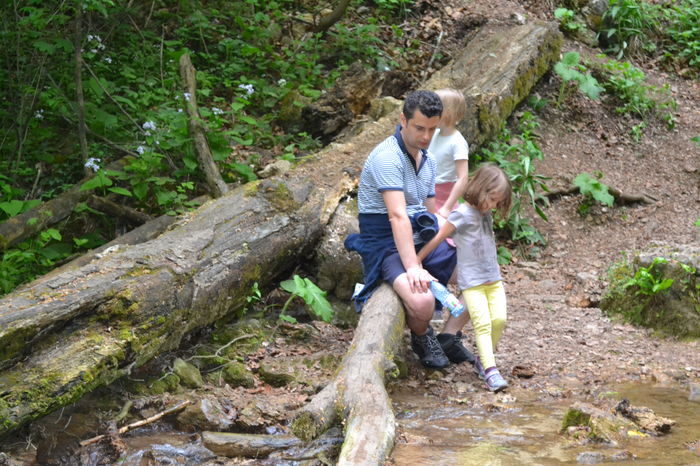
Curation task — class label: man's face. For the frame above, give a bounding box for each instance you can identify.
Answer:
[400,109,440,155]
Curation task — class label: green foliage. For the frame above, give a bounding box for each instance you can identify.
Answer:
[599,0,700,75]
[373,0,413,16]
[574,172,614,216]
[600,0,659,59]
[554,8,584,33]
[554,52,604,106]
[475,112,550,247]
[597,57,677,127]
[692,136,700,147]
[280,275,334,323]
[622,257,674,296]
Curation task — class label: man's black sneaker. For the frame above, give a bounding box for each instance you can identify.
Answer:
[410,327,450,368]
[436,331,477,364]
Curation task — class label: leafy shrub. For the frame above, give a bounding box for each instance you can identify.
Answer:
[475,112,550,247]
[554,52,604,106]
[574,172,614,216]
[279,275,334,323]
[554,8,584,33]
[597,57,677,127]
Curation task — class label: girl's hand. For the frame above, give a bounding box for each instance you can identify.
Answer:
[437,206,451,220]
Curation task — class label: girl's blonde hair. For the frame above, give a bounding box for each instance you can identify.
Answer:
[435,88,466,126]
[463,163,512,218]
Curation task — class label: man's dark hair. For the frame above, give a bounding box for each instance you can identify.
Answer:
[403,90,443,120]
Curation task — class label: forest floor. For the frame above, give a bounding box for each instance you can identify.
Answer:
[1,1,699,464]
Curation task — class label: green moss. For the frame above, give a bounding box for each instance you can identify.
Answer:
[125,266,154,278]
[260,180,299,212]
[0,325,38,364]
[243,180,261,197]
[602,255,700,337]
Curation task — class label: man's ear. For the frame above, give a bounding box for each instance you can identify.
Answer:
[399,112,407,128]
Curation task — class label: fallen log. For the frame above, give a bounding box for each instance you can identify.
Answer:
[87,195,153,225]
[0,157,133,251]
[291,284,405,465]
[0,20,562,439]
[544,185,656,205]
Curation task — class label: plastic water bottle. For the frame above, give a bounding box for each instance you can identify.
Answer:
[429,281,464,317]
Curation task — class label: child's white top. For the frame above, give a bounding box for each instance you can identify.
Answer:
[448,203,501,290]
[428,128,469,184]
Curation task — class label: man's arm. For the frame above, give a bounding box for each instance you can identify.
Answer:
[383,190,431,293]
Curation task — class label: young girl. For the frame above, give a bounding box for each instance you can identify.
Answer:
[428,89,470,220]
[418,164,512,392]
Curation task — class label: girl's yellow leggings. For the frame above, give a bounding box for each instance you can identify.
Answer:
[462,281,507,369]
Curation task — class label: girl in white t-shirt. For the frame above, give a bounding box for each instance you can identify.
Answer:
[428,89,470,220]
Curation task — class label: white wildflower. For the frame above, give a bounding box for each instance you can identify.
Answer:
[183,92,191,102]
[34,109,44,120]
[238,83,254,95]
[85,157,101,172]
[212,107,223,115]
[142,121,156,131]
[136,146,145,155]
[178,108,183,113]
[277,78,287,86]
[103,56,112,64]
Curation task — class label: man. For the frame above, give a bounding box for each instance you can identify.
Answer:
[345,90,474,369]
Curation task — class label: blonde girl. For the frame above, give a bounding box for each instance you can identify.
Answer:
[418,164,512,392]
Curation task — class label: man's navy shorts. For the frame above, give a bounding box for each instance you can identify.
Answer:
[381,241,456,286]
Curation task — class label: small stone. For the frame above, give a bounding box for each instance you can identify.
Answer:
[689,382,700,402]
[173,358,204,388]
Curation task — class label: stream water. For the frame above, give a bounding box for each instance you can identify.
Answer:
[3,382,697,464]
[389,382,700,465]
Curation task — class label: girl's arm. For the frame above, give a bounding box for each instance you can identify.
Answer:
[437,159,468,219]
[417,220,456,262]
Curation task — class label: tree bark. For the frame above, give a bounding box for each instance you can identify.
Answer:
[290,284,405,465]
[179,53,228,198]
[0,21,562,440]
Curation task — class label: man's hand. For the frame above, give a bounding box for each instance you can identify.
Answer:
[406,266,435,294]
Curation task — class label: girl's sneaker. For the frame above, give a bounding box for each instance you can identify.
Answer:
[484,368,508,392]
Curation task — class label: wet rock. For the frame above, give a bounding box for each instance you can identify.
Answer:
[614,398,676,435]
[235,401,267,431]
[689,382,700,402]
[175,397,237,431]
[561,402,636,444]
[173,358,204,389]
[576,451,606,464]
[257,362,296,387]
[222,361,256,388]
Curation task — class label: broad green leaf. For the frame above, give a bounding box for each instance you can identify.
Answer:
[108,187,132,197]
[0,200,24,217]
